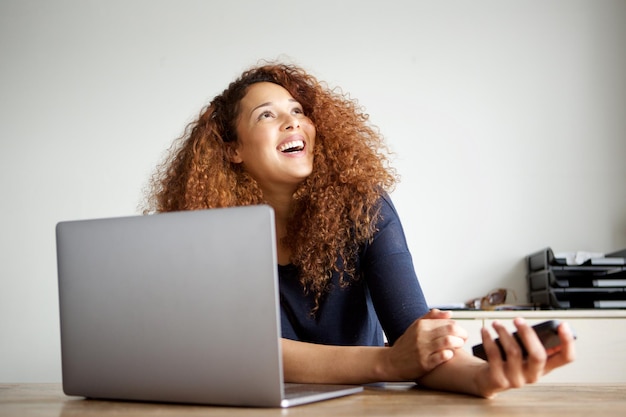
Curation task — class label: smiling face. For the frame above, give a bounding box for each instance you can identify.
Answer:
[232,82,316,195]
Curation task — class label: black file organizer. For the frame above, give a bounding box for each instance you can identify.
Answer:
[526,247,626,309]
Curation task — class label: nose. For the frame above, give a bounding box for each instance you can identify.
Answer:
[282,114,300,131]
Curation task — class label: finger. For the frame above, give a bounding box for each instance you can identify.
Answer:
[427,320,469,343]
[557,322,576,361]
[432,335,466,351]
[480,326,509,388]
[492,321,523,362]
[513,318,546,360]
[492,321,525,387]
[543,322,576,374]
[422,308,453,320]
[481,326,503,365]
[418,320,467,357]
[426,348,455,369]
[512,318,546,383]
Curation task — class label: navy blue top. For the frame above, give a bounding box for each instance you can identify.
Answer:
[278,194,429,347]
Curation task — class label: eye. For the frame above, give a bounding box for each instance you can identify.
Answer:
[257,110,274,120]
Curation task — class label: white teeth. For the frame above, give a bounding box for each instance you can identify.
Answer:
[278,140,305,153]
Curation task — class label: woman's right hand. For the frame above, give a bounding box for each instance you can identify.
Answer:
[384,309,468,381]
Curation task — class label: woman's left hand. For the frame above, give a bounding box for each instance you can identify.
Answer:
[474,318,576,398]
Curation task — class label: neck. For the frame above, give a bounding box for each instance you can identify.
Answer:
[260,184,297,221]
[264,193,292,231]
[260,187,296,266]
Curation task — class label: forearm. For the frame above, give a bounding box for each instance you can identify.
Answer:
[282,337,486,394]
[281,312,471,386]
[416,349,486,397]
[281,338,394,385]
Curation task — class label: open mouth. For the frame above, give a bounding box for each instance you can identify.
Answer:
[278,139,305,153]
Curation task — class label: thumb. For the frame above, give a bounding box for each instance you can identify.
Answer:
[422,308,453,320]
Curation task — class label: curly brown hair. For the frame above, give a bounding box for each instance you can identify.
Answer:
[143,62,398,312]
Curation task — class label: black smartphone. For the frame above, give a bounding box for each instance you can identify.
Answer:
[472,319,573,361]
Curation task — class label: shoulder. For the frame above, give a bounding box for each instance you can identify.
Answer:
[360,192,410,256]
[375,192,402,226]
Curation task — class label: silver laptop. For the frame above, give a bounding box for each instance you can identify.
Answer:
[56,205,362,407]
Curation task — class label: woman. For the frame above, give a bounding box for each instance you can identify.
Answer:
[144,62,575,398]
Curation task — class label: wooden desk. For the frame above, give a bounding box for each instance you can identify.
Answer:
[1,383,625,417]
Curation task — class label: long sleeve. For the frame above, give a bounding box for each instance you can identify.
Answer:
[361,194,430,345]
[279,194,429,347]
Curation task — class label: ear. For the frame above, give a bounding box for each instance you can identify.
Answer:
[226,144,243,164]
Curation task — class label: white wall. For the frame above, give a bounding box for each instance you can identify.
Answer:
[1,0,624,382]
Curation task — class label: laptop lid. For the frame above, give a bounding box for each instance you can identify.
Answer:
[56,205,361,407]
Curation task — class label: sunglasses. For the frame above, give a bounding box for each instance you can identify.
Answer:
[465,288,517,310]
